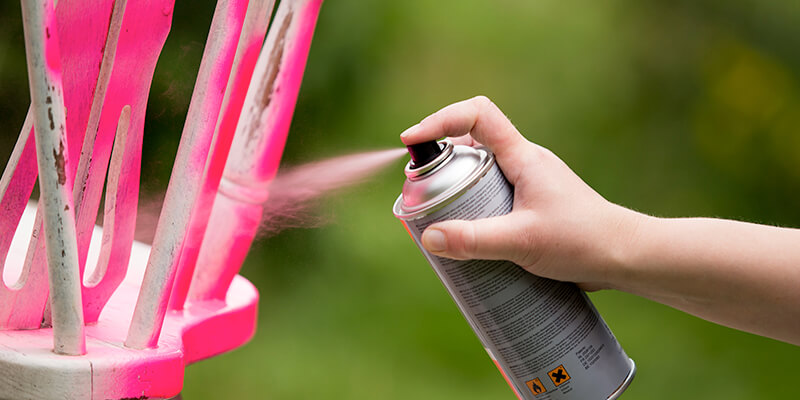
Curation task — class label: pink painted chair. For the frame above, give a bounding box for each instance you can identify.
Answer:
[0,0,323,398]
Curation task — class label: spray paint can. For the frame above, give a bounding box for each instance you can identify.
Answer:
[393,140,635,399]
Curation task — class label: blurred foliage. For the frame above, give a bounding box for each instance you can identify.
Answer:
[2,0,800,399]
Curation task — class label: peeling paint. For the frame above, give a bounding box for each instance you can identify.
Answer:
[53,141,67,185]
[47,107,55,130]
[251,10,294,143]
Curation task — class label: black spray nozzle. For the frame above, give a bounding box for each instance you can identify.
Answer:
[407,140,443,168]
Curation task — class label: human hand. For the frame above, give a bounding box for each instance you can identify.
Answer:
[400,96,642,290]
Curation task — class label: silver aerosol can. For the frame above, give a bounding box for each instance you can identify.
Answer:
[393,140,635,399]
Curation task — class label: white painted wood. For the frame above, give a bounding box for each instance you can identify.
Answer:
[2,0,267,396]
[125,0,249,349]
[0,341,92,400]
[20,0,86,355]
[0,204,259,400]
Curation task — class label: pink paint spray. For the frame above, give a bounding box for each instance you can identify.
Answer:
[134,147,406,243]
[258,147,407,236]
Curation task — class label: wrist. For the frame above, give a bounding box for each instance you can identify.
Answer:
[601,204,652,292]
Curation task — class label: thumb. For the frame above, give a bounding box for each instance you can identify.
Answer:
[420,214,530,263]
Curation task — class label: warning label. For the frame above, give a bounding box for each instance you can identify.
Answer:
[525,378,547,395]
[548,365,571,387]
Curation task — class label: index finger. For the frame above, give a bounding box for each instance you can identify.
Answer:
[400,96,531,180]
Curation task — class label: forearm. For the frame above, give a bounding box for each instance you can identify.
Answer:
[612,213,800,345]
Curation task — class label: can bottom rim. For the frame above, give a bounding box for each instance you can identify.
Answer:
[607,358,636,400]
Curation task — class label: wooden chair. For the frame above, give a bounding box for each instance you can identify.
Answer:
[0,0,323,398]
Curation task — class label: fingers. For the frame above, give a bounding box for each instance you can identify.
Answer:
[401,96,526,154]
[420,213,535,265]
[400,96,532,183]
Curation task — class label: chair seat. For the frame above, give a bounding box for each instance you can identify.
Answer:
[0,204,258,400]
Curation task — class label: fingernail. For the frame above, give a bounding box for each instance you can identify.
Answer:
[400,123,420,139]
[422,228,447,253]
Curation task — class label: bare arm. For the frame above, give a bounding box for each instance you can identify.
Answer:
[619,216,800,345]
[400,96,800,346]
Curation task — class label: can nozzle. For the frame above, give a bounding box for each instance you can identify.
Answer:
[407,140,443,169]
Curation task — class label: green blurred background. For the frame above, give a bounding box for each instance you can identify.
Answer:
[2,0,800,398]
